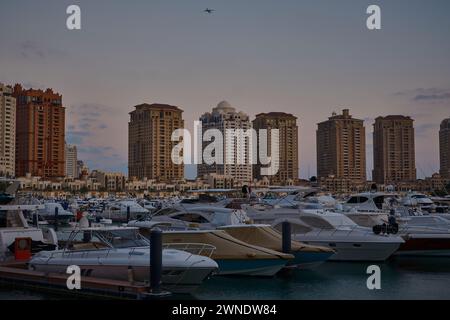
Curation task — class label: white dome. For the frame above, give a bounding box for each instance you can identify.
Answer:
[215,100,235,113]
[217,100,231,108]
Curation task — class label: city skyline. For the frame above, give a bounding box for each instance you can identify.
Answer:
[1,0,450,178]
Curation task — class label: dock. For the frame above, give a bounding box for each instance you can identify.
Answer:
[0,260,170,300]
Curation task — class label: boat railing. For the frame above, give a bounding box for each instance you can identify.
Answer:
[293,224,390,238]
[162,243,216,259]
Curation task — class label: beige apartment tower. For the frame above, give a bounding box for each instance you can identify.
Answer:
[198,101,253,185]
[372,116,416,184]
[316,109,366,182]
[0,84,16,177]
[65,143,78,179]
[128,103,184,182]
[440,118,450,179]
[253,112,299,184]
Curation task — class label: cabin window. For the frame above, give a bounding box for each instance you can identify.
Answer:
[373,196,385,210]
[347,196,369,204]
[300,216,333,229]
[171,213,209,224]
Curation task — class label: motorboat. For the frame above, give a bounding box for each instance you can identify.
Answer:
[0,204,58,258]
[338,192,399,227]
[148,205,251,229]
[402,192,436,213]
[261,188,337,209]
[132,205,334,269]
[29,226,218,294]
[217,224,334,268]
[384,208,450,257]
[245,206,404,261]
[430,196,450,213]
[97,200,150,222]
[39,202,75,224]
[129,219,294,276]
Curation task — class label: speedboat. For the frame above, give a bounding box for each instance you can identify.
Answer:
[218,224,334,268]
[29,226,218,294]
[133,205,333,269]
[261,188,337,209]
[97,200,150,222]
[338,192,399,227]
[402,192,436,213]
[129,220,294,276]
[39,202,75,224]
[245,206,404,261]
[388,208,450,257]
[0,204,58,258]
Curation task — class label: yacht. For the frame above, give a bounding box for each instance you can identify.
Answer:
[39,202,75,224]
[29,226,218,294]
[132,205,334,269]
[338,192,398,227]
[388,208,450,256]
[0,204,58,258]
[97,200,150,222]
[218,224,334,268]
[261,188,337,209]
[130,222,294,276]
[402,192,436,213]
[244,205,404,261]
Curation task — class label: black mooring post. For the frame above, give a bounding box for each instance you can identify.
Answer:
[150,229,162,293]
[54,206,59,231]
[33,211,39,227]
[126,206,131,222]
[282,221,291,254]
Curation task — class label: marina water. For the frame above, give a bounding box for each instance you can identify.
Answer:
[2,257,450,300]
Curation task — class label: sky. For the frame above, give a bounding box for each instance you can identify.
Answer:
[1,0,450,179]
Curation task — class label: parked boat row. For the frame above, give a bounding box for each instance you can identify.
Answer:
[2,188,450,296]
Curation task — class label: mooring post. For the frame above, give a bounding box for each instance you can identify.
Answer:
[54,206,59,231]
[33,211,39,227]
[150,229,162,293]
[126,206,131,222]
[282,221,291,253]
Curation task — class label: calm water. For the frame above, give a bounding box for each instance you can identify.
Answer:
[1,257,450,300]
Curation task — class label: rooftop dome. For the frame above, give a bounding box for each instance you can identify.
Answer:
[441,118,450,129]
[213,100,236,114]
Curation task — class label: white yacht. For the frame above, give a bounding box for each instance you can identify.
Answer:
[244,205,404,261]
[29,226,218,294]
[389,208,450,256]
[338,192,399,227]
[0,204,58,258]
[402,192,436,213]
[98,200,150,222]
[130,206,334,270]
[146,205,250,229]
[261,188,337,209]
[39,202,75,224]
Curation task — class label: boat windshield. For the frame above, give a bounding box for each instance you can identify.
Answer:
[97,229,149,248]
[65,228,149,249]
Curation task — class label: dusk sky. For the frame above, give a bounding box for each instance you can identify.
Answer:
[1,0,450,179]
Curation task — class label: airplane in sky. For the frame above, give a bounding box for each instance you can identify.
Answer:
[204,8,215,14]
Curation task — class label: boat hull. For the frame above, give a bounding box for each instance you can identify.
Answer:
[29,263,215,294]
[288,251,334,269]
[396,236,450,257]
[215,259,287,276]
[293,238,401,261]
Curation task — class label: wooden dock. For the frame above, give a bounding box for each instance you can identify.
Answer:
[0,260,170,300]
